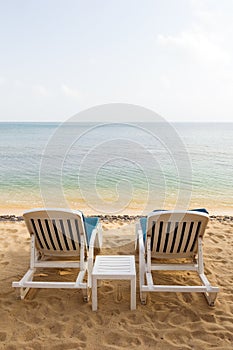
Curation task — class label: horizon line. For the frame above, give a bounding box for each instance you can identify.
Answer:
[0,120,233,124]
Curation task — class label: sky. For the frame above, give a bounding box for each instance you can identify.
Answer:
[0,0,233,122]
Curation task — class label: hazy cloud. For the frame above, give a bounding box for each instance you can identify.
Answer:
[0,77,5,86]
[157,30,230,65]
[61,84,81,99]
[33,85,51,97]
[13,80,51,97]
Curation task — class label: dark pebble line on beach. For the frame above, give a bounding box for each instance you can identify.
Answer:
[0,214,232,223]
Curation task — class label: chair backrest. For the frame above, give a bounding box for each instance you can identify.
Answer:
[146,211,209,258]
[23,209,86,255]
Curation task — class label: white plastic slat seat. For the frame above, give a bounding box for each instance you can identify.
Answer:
[12,208,103,301]
[136,210,219,306]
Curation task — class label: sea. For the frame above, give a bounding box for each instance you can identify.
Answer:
[0,122,232,216]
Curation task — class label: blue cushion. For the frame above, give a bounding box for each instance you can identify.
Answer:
[140,208,209,241]
[83,216,99,246]
[152,208,209,214]
[139,217,147,242]
[190,208,209,214]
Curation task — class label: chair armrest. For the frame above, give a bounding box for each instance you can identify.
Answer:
[135,222,140,250]
[147,236,151,272]
[96,222,103,249]
[88,228,97,259]
[139,229,145,260]
[139,229,146,286]
[87,231,96,288]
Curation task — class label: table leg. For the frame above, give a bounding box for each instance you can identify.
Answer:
[92,276,98,311]
[131,276,136,310]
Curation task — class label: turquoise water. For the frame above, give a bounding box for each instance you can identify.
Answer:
[0,122,232,214]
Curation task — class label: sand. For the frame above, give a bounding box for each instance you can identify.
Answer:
[0,216,232,350]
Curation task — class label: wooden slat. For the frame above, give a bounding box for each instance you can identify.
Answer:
[155,221,163,253]
[38,219,50,250]
[170,222,178,253]
[166,221,176,253]
[163,221,171,253]
[177,221,187,254]
[31,219,44,249]
[44,219,57,250]
[149,217,206,258]
[190,221,201,252]
[74,219,81,245]
[39,219,53,250]
[52,219,63,250]
[46,219,61,251]
[69,218,81,250]
[185,221,198,253]
[173,221,184,254]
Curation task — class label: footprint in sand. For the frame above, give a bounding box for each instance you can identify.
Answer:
[103,332,142,347]
[180,292,193,304]
[0,332,7,342]
[211,238,220,244]
[6,228,18,233]
[215,234,225,239]
[100,283,114,294]
[224,229,232,234]
[201,314,216,323]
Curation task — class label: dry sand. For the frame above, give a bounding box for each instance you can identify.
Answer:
[0,217,232,349]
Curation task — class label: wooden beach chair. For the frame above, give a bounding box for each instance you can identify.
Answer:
[12,208,102,300]
[137,210,219,306]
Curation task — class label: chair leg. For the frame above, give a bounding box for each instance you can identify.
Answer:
[139,267,147,304]
[12,268,35,299]
[204,292,218,307]
[135,224,139,251]
[92,277,98,311]
[140,291,147,305]
[20,286,31,300]
[82,287,90,302]
[139,235,147,304]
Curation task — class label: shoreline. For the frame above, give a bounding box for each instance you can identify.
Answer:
[1,213,233,223]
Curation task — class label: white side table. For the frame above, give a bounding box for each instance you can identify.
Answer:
[92,255,136,311]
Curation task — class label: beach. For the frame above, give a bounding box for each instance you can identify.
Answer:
[0,214,232,350]
[2,0,233,348]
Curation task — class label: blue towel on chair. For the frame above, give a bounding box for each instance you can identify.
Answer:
[83,216,99,246]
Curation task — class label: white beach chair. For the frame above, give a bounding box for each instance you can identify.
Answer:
[137,210,219,306]
[12,208,102,300]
